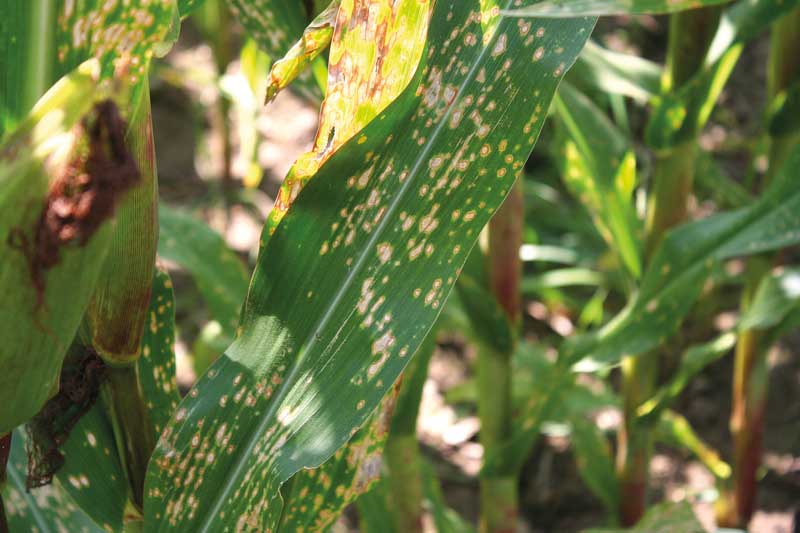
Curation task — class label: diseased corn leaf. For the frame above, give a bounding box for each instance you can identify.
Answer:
[266,0,431,235]
[555,82,642,279]
[55,267,180,529]
[158,204,250,337]
[646,0,800,149]
[278,388,399,531]
[568,143,800,372]
[265,2,338,104]
[85,77,158,365]
[655,410,731,481]
[229,0,323,102]
[3,432,104,533]
[54,397,130,531]
[503,0,729,17]
[55,0,177,87]
[144,2,595,530]
[0,62,117,434]
[637,332,736,423]
[139,267,181,435]
[568,41,662,103]
[570,418,618,517]
[584,501,705,533]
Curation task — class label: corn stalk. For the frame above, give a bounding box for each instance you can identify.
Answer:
[717,7,800,528]
[617,6,722,526]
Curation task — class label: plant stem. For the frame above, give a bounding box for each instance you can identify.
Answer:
[718,11,800,527]
[618,6,722,526]
[0,433,10,533]
[384,332,435,533]
[102,364,156,511]
[478,179,522,533]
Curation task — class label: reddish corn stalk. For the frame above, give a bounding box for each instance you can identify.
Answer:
[478,179,523,533]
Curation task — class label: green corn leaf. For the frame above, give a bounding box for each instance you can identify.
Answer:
[570,418,619,518]
[569,143,800,372]
[457,272,515,355]
[503,0,729,17]
[569,41,662,103]
[158,204,250,337]
[584,501,705,533]
[655,410,731,481]
[646,0,800,149]
[144,2,595,530]
[3,432,104,533]
[179,0,207,17]
[522,268,607,294]
[555,82,642,278]
[767,80,800,137]
[694,150,752,209]
[738,267,800,331]
[637,332,737,423]
[52,267,180,529]
[0,0,57,136]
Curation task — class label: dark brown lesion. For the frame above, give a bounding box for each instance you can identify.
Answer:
[25,349,107,490]
[8,99,140,308]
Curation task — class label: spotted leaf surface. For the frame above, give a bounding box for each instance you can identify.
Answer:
[267,0,432,235]
[55,0,178,86]
[229,0,323,102]
[144,2,595,531]
[54,267,181,529]
[264,1,339,104]
[278,387,399,531]
[3,431,105,533]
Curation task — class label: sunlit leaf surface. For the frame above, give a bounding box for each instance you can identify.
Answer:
[144,1,595,530]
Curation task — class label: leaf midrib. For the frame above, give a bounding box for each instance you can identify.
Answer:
[194,4,514,531]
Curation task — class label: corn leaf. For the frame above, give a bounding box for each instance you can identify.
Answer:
[570,418,619,518]
[584,501,705,533]
[569,41,662,103]
[655,410,731,481]
[738,267,800,331]
[646,0,800,149]
[3,432,104,533]
[637,332,737,424]
[228,0,323,102]
[0,62,116,433]
[158,204,250,337]
[503,0,729,17]
[144,2,595,530]
[569,143,800,372]
[53,267,180,529]
[555,82,642,279]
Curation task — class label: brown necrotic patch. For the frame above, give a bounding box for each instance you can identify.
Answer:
[9,100,140,305]
[25,350,108,490]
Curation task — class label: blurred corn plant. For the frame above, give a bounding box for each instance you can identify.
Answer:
[1,0,799,532]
